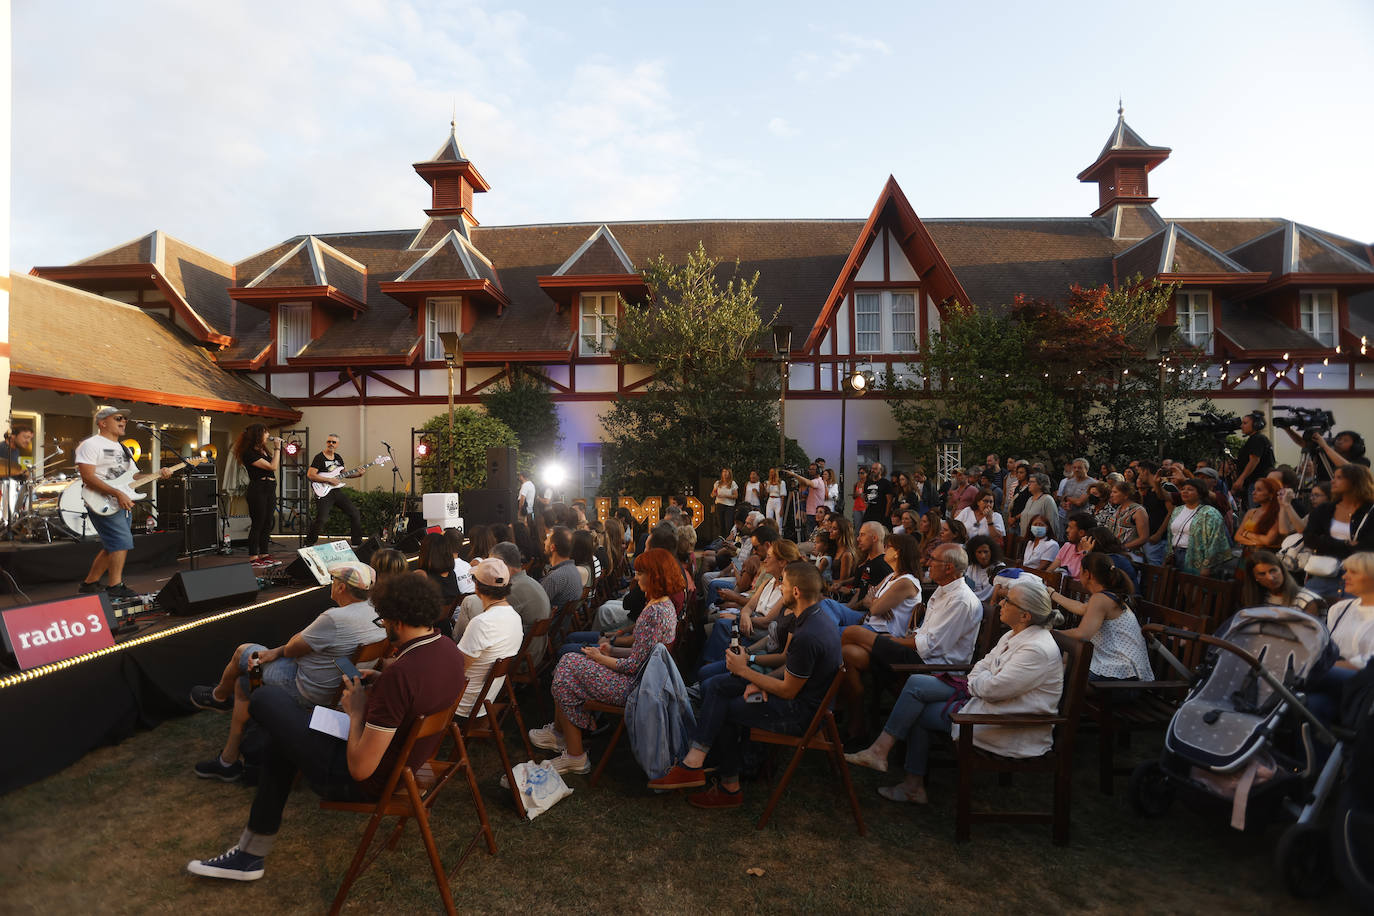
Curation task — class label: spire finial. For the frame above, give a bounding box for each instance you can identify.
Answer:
[450,100,456,132]
[1117,96,1124,118]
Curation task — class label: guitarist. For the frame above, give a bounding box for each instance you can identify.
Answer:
[304,433,364,548]
[77,407,172,599]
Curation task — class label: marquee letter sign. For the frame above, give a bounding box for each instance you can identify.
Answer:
[594,496,705,529]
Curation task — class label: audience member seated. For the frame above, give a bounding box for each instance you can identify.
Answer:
[1021,513,1060,569]
[418,533,459,618]
[1306,552,1374,724]
[842,533,923,644]
[703,511,766,608]
[1080,526,1140,592]
[530,548,682,775]
[589,523,679,635]
[453,542,550,643]
[1240,550,1300,608]
[541,525,584,608]
[368,548,409,589]
[188,563,385,783]
[186,574,464,882]
[846,521,894,608]
[442,529,476,600]
[844,577,1064,804]
[711,524,778,613]
[1048,553,1151,684]
[1052,513,1093,579]
[963,534,1006,605]
[466,524,497,563]
[697,539,804,682]
[1020,473,1061,540]
[829,515,859,596]
[454,558,525,718]
[955,489,1006,545]
[571,528,601,589]
[841,542,982,740]
[648,562,840,809]
[809,527,835,585]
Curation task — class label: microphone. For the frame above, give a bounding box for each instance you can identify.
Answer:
[134,421,155,431]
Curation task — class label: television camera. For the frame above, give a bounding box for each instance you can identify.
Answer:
[1272,405,1336,446]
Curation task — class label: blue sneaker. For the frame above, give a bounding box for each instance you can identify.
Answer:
[187,845,264,881]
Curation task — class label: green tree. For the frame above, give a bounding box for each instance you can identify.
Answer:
[479,369,562,469]
[416,408,518,493]
[599,243,807,496]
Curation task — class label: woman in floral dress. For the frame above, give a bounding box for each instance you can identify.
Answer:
[529,548,683,774]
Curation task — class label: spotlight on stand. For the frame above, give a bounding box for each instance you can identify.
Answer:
[283,440,300,457]
[415,441,430,458]
[542,462,567,489]
[848,363,874,396]
[937,418,963,441]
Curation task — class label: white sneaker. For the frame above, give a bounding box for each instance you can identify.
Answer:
[547,752,591,775]
[528,723,565,752]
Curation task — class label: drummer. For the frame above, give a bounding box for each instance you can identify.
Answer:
[0,428,34,479]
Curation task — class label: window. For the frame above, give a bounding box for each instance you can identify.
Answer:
[579,293,617,356]
[424,297,461,361]
[1300,290,1336,347]
[1175,291,1213,353]
[854,290,919,354]
[580,443,603,501]
[277,303,311,363]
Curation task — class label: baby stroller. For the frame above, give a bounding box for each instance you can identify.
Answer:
[1129,606,1346,898]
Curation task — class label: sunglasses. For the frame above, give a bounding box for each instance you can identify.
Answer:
[110,416,127,422]
[326,440,339,445]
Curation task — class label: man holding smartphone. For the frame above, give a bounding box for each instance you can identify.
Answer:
[189,573,465,882]
[187,562,384,782]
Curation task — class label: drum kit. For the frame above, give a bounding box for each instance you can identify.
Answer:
[1,449,98,542]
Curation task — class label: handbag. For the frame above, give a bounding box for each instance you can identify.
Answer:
[507,760,573,820]
[1293,507,1372,578]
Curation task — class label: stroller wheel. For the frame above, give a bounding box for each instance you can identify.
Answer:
[1278,822,1331,899]
[1129,761,1174,818]
[1330,793,1374,904]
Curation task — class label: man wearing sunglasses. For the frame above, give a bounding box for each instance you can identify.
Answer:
[76,407,172,599]
[304,433,364,547]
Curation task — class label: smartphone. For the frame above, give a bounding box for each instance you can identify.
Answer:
[335,657,362,680]
[745,691,767,704]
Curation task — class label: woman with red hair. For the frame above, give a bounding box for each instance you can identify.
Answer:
[531,548,682,774]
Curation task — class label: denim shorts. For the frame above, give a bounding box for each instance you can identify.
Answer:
[88,508,134,552]
[237,643,304,703]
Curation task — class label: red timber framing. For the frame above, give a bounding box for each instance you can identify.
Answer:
[227,285,367,317]
[29,264,232,347]
[802,176,971,357]
[9,371,301,421]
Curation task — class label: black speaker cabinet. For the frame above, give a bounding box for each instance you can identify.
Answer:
[183,512,219,553]
[156,563,259,617]
[462,488,516,527]
[157,476,218,517]
[484,446,518,491]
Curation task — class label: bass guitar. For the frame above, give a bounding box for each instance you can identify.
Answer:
[311,455,391,498]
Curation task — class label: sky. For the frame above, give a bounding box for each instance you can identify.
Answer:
[11,0,1374,271]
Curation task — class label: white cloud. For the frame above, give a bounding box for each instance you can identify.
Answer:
[794,29,892,81]
[767,117,798,138]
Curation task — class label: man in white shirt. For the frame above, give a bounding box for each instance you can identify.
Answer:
[517,470,537,521]
[866,543,983,677]
[456,557,524,718]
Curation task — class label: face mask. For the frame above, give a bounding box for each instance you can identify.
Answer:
[1031,525,1048,538]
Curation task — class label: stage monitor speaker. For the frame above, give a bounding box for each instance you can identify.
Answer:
[484,446,518,491]
[462,488,516,528]
[183,512,219,553]
[156,563,259,617]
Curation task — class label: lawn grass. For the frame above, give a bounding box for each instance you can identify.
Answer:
[0,693,1358,915]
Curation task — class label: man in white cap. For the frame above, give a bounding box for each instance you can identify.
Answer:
[187,561,385,781]
[455,556,525,718]
[76,406,173,598]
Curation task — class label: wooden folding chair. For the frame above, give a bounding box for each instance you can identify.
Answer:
[509,615,553,689]
[950,631,1093,846]
[319,691,495,916]
[1084,604,1203,794]
[1137,563,1173,606]
[584,700,628,788]
[750,665,866,835]
[352,637,391,665]
[459,657,535,817]
[1170,571,1236,632]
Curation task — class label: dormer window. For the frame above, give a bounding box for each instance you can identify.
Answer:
[1175,291,1213,354]
[579,293,617,356]
[855,290,918,354]
[425,296,461,361]
[1300,290,1336,347]
[277,302,311,363]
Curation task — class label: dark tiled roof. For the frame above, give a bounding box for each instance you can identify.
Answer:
[1219,301,1323,351]
[77,233,154,266]
[247,240,319,286]
[10,273,292,413]
[290,232,421,360]
[1116,234,1164,280]
[319,246,368,301]
[1116,206,1164,241]
[1174,219,1285,256]
[925,218,1118,310]
[1098,115,1169,158]
[1228,226,1288,273]
[558,229,635,275]
[161,236,236,333]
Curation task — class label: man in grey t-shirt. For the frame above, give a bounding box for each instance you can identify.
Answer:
[1057,458,1095,529]
[187,562,386,782]
[541,526,584,610]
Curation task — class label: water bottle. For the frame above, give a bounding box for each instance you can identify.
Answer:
[145,515,155,535]
[728,622,741,655]
[222,531,232,553]
[249,653,263,691]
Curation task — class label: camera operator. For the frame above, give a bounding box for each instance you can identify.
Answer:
[1231,412,1274,508]
[1281,425,1369,482]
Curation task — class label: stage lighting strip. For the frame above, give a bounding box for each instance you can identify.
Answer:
[0,584,328,691]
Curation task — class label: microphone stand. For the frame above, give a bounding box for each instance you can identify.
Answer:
[383,441,404,544]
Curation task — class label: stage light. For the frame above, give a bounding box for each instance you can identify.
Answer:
[283,440,299,457]
[542,462,567,488]
[415,442,430,458]
[849,370,867,392]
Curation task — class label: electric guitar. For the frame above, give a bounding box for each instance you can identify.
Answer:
[63,457,210,518]
[311,455,391,498]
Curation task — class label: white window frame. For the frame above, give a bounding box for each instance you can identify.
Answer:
[1299,290,1337,348]
[277,302,311,363]
[853,289,919,355]
[579,443,604,501]
[1175,291,1213,354]
[579,292,617,356]
[424,296,462,362]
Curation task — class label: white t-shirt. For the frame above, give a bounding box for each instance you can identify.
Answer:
[518,480,536,513]
[452,556,476,595]
[744,481,761,505]
[714,481,738,506]
[1171,507,1199,549]
[455,603,524,717]
[956,506,1007,539]
[75,434,131,483]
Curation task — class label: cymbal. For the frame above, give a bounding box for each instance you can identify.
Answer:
[0,459,28,476]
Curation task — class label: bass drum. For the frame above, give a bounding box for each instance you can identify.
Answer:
[48,480,100,540]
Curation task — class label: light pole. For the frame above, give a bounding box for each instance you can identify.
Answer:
[773,325,792,466]
[839,360,870,519]
[439,331,462,489]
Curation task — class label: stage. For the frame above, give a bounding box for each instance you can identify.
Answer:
[0,541,334,795]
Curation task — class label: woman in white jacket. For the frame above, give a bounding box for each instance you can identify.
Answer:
[845,576,1065,803]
